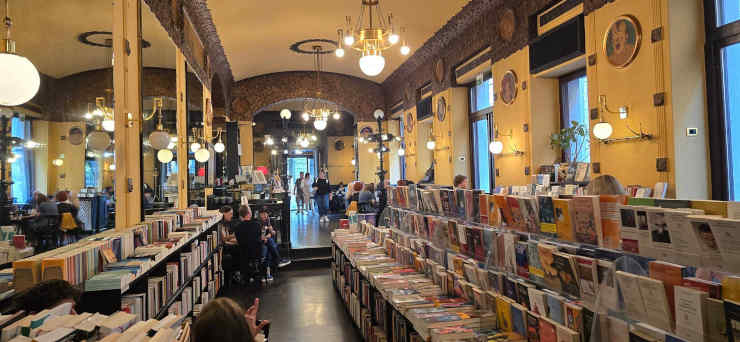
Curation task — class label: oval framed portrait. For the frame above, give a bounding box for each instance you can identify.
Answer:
[406,112,414,133]
[68,126,84,145]
[436,96,447,122]
[603,15,642,68]
[359,126,373,138]
[500,70,518,105]
[334,140,345,151]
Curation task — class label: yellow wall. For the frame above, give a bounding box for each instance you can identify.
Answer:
[238,121,253,166]
[47,122,87,193]
[403,107,419,182]
[416,119,434,182]
[433,87,471,186]
[528,76,560,169]
[328,136,355,185]
[357,121,389,184]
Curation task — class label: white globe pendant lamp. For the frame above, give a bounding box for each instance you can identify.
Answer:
[214,140,225,153]
[194,148,210,163]
[489,140,504,154]
[313,119,327,131]
[280,109,292,120]
[87,131,112,152]
[359,53,385,77]
[190,142,201,153]
[157,149,174,163]
[149,130,170,150]
[0,3,40,107]
[593,121,613,140]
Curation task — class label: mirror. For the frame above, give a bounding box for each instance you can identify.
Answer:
[141,0,177,214]
[186,64,204,206]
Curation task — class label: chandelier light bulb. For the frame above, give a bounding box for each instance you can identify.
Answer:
[389,33,400,44]
[313,119,327,131]
[344,35,355,46]
[593,121,614,140]
[52,158,63,167]
[280,109,292,120]
[157,149,174,163]
[300,139,310,148]
[302,112,310,121]
[190,142,201,153]
[398,148,405,156]
[381,134,388,141]
[359,54,386,77]
[426,140,436,150]
[368,147,374,153]
[311,135,317,141]
[194,148,210,163]
[281,136,288,143]
[333,112,341,120]
[83,113,93,120]
[0,53,41,106]
[102,119,115,132]
[214,141,225,153]
[400,45,410,56]
[335,48,345,58]
[489,140,504,154]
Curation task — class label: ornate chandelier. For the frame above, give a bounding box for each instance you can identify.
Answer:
[336,0,410,77]
[302,46,338,131]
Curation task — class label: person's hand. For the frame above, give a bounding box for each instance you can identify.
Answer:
[244,299,269,337]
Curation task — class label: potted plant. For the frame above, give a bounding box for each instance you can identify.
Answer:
[549,121,588,182]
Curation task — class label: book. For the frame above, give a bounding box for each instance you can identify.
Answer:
[507,196,525,231]
[553,199,575,241]
[648,260,687,320]
[511,303,527,337]
[674,286,708,342]
[564,303,582,332]
[638,274,673,332]
[725,299,740,341]
[495,195,513,227]
[687,215,724,269]
[479,193,489,225]
[545,292,565,325]
[539,316,558,342]
[526,240,545,284]
[539,243,561,292]
[516,280,535,310]
[488,194,500,227]
[446,220,461,253]
[608,316,630,342]
[682,277,721,299]
[705,217,740,272]
[552,252,580,298]
[663,209,705,265]
[538,196,557,236]
[597,259,618,312]
[574,256,598,306]
[599,195,627,249]
[526,312,540,342]
[519,197,540,233]
[456,189,467,219]
[645,207,673,259]
[472,190,482,223]
[496,296,513,332]
[617,271,647,322]
[722,276,740,302]
[705,297,726,342]
[573,196,603,246]
[528,288,547,316]
[690,200,727,217]
[556,324,580,342]
[515,242,530,279]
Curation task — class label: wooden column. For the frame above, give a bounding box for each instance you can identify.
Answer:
[203,86,213,198]
[112,0,142,230]
[239,121,253,166]
[176,50,188,209]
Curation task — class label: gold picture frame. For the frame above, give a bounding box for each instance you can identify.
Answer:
[500,70,518,105]
[603,15,642,68]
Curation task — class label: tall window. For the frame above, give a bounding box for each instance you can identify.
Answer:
[85,159,100,188]
[559,70,590,163]
[398,118,406,180]
[469,73,494,192]
[707,0,740,199]
[10,117,31,203]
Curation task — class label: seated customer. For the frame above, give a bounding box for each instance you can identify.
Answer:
[358,183,376,213]
[586,174,627,195]
[13,279,81,314]
[192,298,268,342]
[37,194,58,217]
[233,205,264,282]
[220,206,237,245]
[257,208,290,278]
[220,206,239,285]
[56,191,81,231]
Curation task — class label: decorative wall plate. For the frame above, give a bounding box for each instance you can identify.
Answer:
[436,96,447,122]
[498,8,516,42]
[68,127,84,145]
[603,15,642,68]
[500,70,518,105]
[434,59,445,84]
[359,126,373,138]
[406,112,414,133]
[334,140,345,151]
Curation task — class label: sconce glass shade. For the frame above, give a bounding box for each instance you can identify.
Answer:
[190,142,201,153]
[400,45,410,56]
[373,109,385,120]
[214,141,225,153]
[489,140,504,154]
[149,130,171,150]
[194,148,210,162]
[0,53,40,106]
[593,121,614,140]
[109,164,116,171]
[157,149,174,163]
[52,158,64,167]
[426,140,436,150]
[333,112,341,120]
[335,48,345,58]
[87,131,111,152]
[360,54,385,77]
[280,109,292,120]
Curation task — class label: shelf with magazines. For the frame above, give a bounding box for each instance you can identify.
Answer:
[334,183,740,342]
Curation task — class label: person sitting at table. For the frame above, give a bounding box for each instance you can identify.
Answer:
[37,194,58,217]
[257,207,290,279]
[233,205,264,283]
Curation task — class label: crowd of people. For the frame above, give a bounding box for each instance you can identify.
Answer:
[26,190,89,249]
[292,170,332,222]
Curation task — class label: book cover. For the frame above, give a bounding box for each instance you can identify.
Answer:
[723,276,740,302]
[564,303,582,332]
[507,196,525,231]
[725,299,740,341]
[433,189,444,215]
[456,189,467,219]
[705,297,726,342]
[511,303,527,337]
[638,274,673,332]
[516,280,534,310]
[545,292,565,325]
[645,207,673,259]
[539,317,557,342]
[706,217,740,272]
[553,199,575,241]
[538,243,561,292]
[472,190,482,223]
[520,197,540,233]
[574,256,598,306]
[616,271,647,322]
[608,316,630,342]
[515,241,530,279]
[687,215,724,270]
[495,195,514,228]
[526,240,545,284]
[663,210,704,265]
[439,190,452,217]
[496,297,513,332]
[503,276,518,302]
[681,277,721,299]
[690,200,728,217]
[526,312,540,342]
[552,252,580,299]
[556,324,580,342]
[619,205,642,254]
[479,193,489,225]
[628,197,657,207]
[488,194,500,227]
[538,196,557,236]
[446,220,461,253]
[465,190,474,221]
[573,196,603,246]
[674,286,708,342]
[599,195,627,249]
[468,226,486,262]
[648,260,687,320]
[597,259,618,312]
[528,287,547,316]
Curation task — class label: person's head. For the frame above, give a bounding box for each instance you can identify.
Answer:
[364,183,375,193]
[238,205,252,221]
[353,181,364,193]
[37,194,48,203]
[319,170,326,179]
[305,173,310,179]
[55,191,68,203]
[14,280,81,314]
[259,207,269,221]
[299,171,304,178]
[453,175,468,189]
[220,206,234,222]
[192,298,255,342]
[586,175,626,195]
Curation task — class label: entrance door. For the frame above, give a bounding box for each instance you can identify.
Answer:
[287,154,316,209]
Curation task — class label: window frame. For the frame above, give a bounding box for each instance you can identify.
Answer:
[467,72,495,192]
[558,68,589,164]
[705,0,740,200]
[398,117,406,180]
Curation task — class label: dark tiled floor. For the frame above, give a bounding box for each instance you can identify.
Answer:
[290,210,336,249]
[221,267,362,342]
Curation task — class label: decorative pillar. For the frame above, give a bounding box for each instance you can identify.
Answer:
[176,50,188,209]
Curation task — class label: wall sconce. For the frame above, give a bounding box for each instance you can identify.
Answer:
[52,154,64,166]
[595,95,652,143]
[426,127,436,150]
[490,123,524,156]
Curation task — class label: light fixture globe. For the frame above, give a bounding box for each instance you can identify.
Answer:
[271,150,277,155]
[101,119,115,132]
[299,138,310,148]
[398,148,405,156]
[489,140,504,154]
[335,48,345,58]
[302,112,310,121]
[157,149,174,163]
[343,35,355,46]
[52,158,63,167]
[400,45,410,56]
[426,140,436,150]
[280,109,292,120]
[87,131,111,152]
[389,33,400,44]
[351,159,356,166]
[194,148,210,163]
[593,121,613,140]
[0,53,41,106]
[313,119,327,131]
[373,109,384,120]
[148,130,170,150]
[190,142,201,153]
[359,54,385,77]
[214,141,225,153]
[332,112,341,120]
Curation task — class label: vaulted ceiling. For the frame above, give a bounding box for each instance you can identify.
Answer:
[207,0,470,82]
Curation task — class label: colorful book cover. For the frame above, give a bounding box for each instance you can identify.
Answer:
[545,292,565,325]
[526,240,545,284]
[495,195,513,227]
[456,189,467,218]
[619,205,642,254]
[573,196,603,246]
[465,190,474,221]
[516,280,533,310]
[574,256,598,305]
[648,260,687,319]
[553,199,575,241]
[511,304,527,337]
[496,297,513,332]
[691,200,728,217]
[539,243,561,292]
[488,194,500,227]
[468,226,486,262]
[539,317,557,342]
[552,252,580,298]
[459,225,471,256]
[564,303,582,332]
[600,195,627,249]
[538,195,557,236]
[526,312,540,342]
[507,196,525,231]
[472,190,482,223]
[519,197,540,233]
[439,189,452,217]
[479,193,489,225]
[682,277,721,299]
[503,276,518,302]
[447,220,461,253]
[515,241,530,279]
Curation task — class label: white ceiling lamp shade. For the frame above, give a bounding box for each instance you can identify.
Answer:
[87,130,112,152]
[313,119,327,131]
[333,112,341,120]
[214,141,225,153]
[593,121,614,140]
[194,148,210,163]
[489,140,504,154]
[302,112,310,121]
[359,53,385,77]
[373,109,384,120]
[52,156,64,167]
[335,48,345,58]
[148,130,170,150]
[0,53,40,106]
[190,142,201,153]
[157,149,174,163]
[280,109,292,120]
[101,119,115,132]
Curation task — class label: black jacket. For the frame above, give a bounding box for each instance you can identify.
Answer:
[234,218,263,259]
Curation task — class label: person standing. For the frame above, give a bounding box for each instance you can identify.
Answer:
[302,173,312,213]
[312,170,331,222]
[294,171,304,213]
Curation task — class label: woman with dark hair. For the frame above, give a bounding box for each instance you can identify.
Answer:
[56,191,81,233]
[192,298,268,342]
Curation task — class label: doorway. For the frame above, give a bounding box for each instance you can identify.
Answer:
[287,153,316,210]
